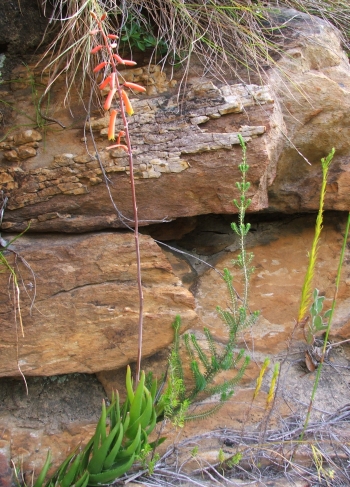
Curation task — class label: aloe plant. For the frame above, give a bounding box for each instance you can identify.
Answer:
[32,366,158,487]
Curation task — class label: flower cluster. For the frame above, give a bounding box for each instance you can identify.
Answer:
[90,11,146,150]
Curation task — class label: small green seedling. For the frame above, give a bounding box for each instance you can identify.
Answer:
[306,288,331,344]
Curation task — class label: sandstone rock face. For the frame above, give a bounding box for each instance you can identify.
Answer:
[1,83,274,233]
[0,233,197,377]
[191,213,350,355]
[0,374,104,481]
[1,9,350,480]
[268,11,350,213]
[1,12,350,233]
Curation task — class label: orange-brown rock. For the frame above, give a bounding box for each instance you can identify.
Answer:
[0,82,274,233]
[1,13,350,232]
[268,12,350,213]
[0,232,197,377]
[192,213,350,356]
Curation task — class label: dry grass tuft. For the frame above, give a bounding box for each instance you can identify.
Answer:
[38,1,350,104]
[124,404,350,486]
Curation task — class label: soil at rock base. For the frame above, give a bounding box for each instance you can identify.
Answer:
[0,343,349,485]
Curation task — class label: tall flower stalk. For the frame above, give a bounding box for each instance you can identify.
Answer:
[90,11,146,383]
[297,149,335,324]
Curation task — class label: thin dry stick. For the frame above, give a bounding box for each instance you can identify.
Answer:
[10,273,28,394]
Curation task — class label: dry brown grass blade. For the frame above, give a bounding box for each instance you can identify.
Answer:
[38,1,350,107]
[123,404,350,486]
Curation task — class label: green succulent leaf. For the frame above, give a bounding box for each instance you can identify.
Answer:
[128,372,145,428]
[60,454,81,487]
[88,454,135,485]
[88,421,121,474]
[73,471,89,487]
[126,365,134,403]
[144,407,157,436]
[103,423,124,470]
[34,450,52,487]
[118,424,141,458]
[128,388,153,438]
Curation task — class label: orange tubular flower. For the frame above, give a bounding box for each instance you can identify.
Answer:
[99,75,111,90]
[100,13,107,21]
[91,45,103,54]
[123,82,146,93]
[113,54,125,64]
[121,90,134,116]
[110,73,116,89]
[123,60,137,66]
[93,61,108,73]
[104,88,117,111]
[108,110,118,140]
[117,130,126,144]
[106,144,128,152]
[107,34,119,39]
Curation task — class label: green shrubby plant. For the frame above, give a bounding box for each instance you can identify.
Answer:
[154,135,259,424]
[120,13,168,54]
[29,93,259,486]
[33,367,159,487]
[305,288,332,345]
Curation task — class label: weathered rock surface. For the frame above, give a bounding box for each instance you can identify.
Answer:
[0,0,47,57]
[190,213,350,354]
[1,11,350,233]
[0,374,103,481]
[268,10,350,213]
[1,82,273,232]
[0,232,197,377]
[1,9,350,482]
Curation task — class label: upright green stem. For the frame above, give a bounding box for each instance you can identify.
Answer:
[239,153,249,308]
[232,134,252,309]
[297,149,335,323]
[299,212,350,441]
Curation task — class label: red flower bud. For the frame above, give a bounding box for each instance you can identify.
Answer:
[93,61,108,73]
[117,130,126,144]
[107,34,119,39]
[108,110,118,140]
[99,75,111,90]
[113,54,125,64]
[123,82,146,92]
[91,45,103,54]
[122,60,137,66]
[104,88,117,111]
[100,13,107,21]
